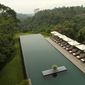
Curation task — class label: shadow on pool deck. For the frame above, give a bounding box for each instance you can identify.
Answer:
[46,37,85,74]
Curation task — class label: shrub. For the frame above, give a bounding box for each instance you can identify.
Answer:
[40,32,51,36]
[52,65,57,70]
[16,79,29,85]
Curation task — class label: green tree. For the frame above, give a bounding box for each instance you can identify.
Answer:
[0,3,19,69]
[77,27,85,44]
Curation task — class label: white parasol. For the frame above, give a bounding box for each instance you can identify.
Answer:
[58,35,67,39]
[63,37,74,42]
[76,44,85,50]
[50,31,58,34]
[68,41,80,46]
[54,33,62,36]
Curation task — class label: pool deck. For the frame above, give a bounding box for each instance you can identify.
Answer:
[46,37,85,74]
[28,79,32,85]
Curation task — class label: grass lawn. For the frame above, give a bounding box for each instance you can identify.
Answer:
[0,32,49,85]
[41,34,50,38]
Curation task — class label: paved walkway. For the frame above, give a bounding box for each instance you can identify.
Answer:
[46,37,85,74]
[28,79,32,85]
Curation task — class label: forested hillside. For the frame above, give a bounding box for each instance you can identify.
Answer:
[0,4,20,69]
[19,6,85,44]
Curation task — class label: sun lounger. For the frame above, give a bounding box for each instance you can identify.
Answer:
[76,53,85,59]
[50,36,54,38]
[56,39,62,43]
[54,37,59,42]
[66,46,73,51]
[63,45,70,49]
[60,41,67,46]
[53,37,56,41]
[60,42,67,46]
[69,49,78,54]
[50,36,53,40]
[51,36,56,40]
[73,50,81,56]
[54,39,57,42]
[57,40,63,44]
[80,58,85,63]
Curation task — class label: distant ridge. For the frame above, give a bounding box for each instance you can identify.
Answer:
[17,13,34,20]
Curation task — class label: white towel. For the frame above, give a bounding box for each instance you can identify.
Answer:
[58,43,60,44]
[81,59,84,61]
[54,40,56,42]
[69,51,72,53]
[73,53,76,55]
[77,56,80,58]
[66,48,68,50]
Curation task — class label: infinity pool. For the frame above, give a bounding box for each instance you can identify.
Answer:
[20,34,85,85]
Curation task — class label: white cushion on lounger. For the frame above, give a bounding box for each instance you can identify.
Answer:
[66,48,68,50]
[73,53,76,55]
[63,46,65,48]
[61,44,63,46]
[81,59,84,61]
[77,56,80,58]
[69,51,72,53]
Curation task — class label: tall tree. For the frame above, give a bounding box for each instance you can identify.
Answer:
[0,3,19,69]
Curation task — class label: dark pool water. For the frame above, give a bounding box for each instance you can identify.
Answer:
[20,34,85,85]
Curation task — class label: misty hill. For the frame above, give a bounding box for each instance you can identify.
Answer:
[17,13,34,20]
[19,6,85,44]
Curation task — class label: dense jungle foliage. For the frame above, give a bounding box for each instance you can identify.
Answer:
[19,5,85,44]
[0,3,20,69]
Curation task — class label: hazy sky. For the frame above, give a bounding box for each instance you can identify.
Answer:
[0,0,85,14]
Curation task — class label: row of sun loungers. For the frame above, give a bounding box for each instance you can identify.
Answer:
[76,53,85,59]
[69,49,78,53]
[50,36,85,63]
[66,46,73,51]
[73,50,81,56]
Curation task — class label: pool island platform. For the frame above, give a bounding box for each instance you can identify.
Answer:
[42,66,67,76]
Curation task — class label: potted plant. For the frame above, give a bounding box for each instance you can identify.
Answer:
[52,65,57,71]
